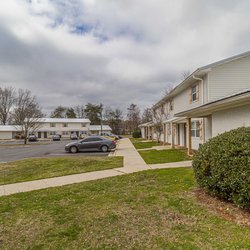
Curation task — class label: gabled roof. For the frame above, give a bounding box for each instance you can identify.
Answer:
[0,125,21,132]
[153,50,250,109]
[89,125,112,131]
[139,121,154,127]
[198,50,250,71]
[36,118,90,123]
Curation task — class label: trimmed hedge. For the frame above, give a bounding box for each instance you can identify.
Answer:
[132,130,141,138]
[193,127,250,210]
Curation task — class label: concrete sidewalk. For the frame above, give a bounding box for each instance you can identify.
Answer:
[0,138,191,197]
[113,138,150,173]
[149,160,192,169]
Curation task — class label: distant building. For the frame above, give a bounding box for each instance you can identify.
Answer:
[0,118,112,140]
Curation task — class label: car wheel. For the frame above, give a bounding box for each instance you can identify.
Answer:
[70,146,78,153]
[101,145,109,152]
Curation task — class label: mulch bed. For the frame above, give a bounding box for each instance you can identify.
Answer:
[189,188,250,227]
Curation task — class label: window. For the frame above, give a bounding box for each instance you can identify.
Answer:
[63,123,68,127]
[83,137,103,142]
[81,123,86,127]
[169,100,174,111]
[62,131,69,135]
[49,131,56,135]
[190,83,199,102]
[191,121,200,137]
[50,123,56,127]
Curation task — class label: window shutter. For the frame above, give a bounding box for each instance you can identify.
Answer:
[199,119,203,140]
[189,88,192,103]
[196,83,200,101]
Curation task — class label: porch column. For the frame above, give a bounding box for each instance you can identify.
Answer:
[171,123,175,149]
[163,123,166,145]
[187,118,192,155]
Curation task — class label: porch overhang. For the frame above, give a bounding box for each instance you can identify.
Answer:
[176,90,250,118]
[139,121,154,127]
[163,117,187,124]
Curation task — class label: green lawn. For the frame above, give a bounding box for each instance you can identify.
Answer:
[0,156,123,185]
[130,138,162,149]
[139,149,192,164]
[0,168,249,249]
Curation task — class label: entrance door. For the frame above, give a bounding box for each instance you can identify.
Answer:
[38,132,41,138]
[184,124,187,147]
[44,132,47,138]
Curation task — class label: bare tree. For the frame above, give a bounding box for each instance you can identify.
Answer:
[152,103,170,143]
[104,107,123,134]
[141,108,152,123]
[12,89,43,144]
[75,105,85,118]
[127,103,141,134]
[164,83,174,97]
[181,71,190,80]
[152,108,164,143]
[0,86,16,125]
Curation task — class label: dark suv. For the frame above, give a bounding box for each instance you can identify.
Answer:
[28,135,38,142]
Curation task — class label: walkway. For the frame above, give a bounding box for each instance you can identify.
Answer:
[0,138,192,197]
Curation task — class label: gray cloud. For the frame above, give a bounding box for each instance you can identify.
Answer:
[0,0,250,115]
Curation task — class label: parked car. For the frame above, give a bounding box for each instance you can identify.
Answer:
[28,134,37,142]
[70,134,78,140]
[101,135,117,141]
[80,133,87,139]
[65,135,116,153]
[52,134,61,141]
[100,132,120,140]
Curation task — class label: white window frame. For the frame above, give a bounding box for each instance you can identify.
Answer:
[191,121,200,138]
[191,84,199,102]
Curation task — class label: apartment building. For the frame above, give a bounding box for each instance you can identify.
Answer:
[140,51,250,154]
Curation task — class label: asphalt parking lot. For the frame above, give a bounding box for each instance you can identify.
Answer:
[0,140,109,163]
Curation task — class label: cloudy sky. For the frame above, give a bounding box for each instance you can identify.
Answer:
[0,0,250,115]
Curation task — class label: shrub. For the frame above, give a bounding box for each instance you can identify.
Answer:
[193,127,250,210]
[132,130,141,138]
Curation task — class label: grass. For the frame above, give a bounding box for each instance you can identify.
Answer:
[0,168,249,249]
[139,149,192,164]
[0,156,123,185]
[130,138,162,149]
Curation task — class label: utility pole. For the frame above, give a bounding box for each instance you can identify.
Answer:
[100,103,103,135]
[100,110,103,135]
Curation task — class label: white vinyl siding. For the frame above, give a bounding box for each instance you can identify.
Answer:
[174,82,202,113]
[0,131,12,140]
[212,104,250,137]
[208,56,250,102]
